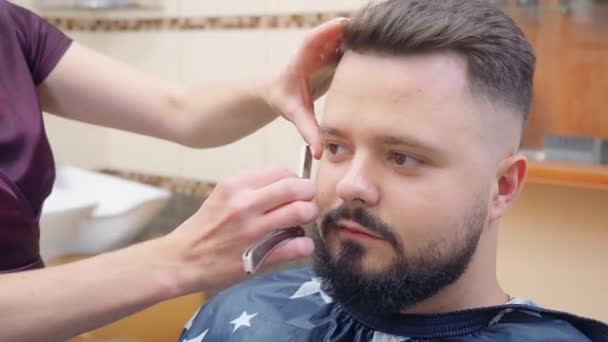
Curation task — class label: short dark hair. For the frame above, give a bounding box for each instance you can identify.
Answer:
[344,0,536,122]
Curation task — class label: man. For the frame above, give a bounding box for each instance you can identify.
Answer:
[179,0,608,341]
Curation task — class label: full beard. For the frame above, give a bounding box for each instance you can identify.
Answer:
[312,203,486,314]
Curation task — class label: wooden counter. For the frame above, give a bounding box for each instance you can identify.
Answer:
[526,161,608,191]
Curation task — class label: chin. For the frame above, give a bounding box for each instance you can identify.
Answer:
[324,232,342,252]
[330,241,395,276]
[357,255,396,276]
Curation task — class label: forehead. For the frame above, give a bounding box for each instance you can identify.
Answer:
[322,51,482,148]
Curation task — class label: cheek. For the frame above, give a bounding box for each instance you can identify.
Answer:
[314,161,343,212]
[379,171,472,247]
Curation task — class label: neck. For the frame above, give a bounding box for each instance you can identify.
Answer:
[400,227,505,315]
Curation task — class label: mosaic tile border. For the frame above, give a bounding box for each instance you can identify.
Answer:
[44,12,353,31]
[41,0,606,32]
[100,169,216,197]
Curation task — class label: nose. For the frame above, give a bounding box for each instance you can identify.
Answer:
[335,158,380,206]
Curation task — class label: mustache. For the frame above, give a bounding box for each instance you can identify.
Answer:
[320,205,403,251]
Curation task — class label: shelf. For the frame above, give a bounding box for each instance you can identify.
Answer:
[526,161,608,191]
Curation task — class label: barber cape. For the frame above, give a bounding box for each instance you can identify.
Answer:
[179,267,608,341]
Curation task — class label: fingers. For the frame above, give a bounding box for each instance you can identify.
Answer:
[309,65,337,101]
[212,170,318,240]
[217,167,297,194]
[291,77,322,157]
[260,237,315,268]
[252,177,315,213]
[252,201,318,236]
[286,17,348,157]
[292,17,348,75]
[291,110,322,159]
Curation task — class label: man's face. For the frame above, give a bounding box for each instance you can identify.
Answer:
[313,51,493,313]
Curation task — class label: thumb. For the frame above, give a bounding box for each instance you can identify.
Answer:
[261,237,315,269]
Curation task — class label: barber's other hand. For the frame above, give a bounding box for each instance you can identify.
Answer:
[262,18,347,159]
[163,167,317,293]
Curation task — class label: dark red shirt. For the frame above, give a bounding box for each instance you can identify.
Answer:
[0,0,71,272]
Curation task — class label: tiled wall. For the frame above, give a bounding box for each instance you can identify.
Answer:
[10,0,608,322]
[17,0,365,17]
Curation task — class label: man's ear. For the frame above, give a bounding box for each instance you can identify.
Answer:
[489,154,527,221]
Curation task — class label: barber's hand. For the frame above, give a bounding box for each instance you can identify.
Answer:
[262,18,347,159]
[164,168,317,293]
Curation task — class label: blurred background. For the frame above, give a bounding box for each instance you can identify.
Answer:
[9,0,608,340]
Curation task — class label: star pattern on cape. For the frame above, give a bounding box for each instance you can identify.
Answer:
[185,307,201,330]
[183,328,208,342]
[290,277,333,303]
[230,310,258,333]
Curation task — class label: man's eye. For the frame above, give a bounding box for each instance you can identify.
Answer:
[389,152,421,167]
[325,143,345,155]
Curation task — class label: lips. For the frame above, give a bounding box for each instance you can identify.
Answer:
[336,219,384,240]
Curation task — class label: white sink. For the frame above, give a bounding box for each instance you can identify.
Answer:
[40,165,170,261]
[39,188,97,260]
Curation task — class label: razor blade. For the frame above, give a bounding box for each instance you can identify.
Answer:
[242,146,313,275]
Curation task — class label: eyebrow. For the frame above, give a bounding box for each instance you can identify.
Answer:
[319,126,346,138]
[320,125,440,154]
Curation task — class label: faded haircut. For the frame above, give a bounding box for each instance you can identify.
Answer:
[343,0,536,124]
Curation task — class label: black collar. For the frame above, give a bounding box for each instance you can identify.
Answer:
[342,302,542,338]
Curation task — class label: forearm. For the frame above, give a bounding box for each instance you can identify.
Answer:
[39,43,278,148]
[0,238,182,342]
[170,79,278,148]
[41,18,344,150]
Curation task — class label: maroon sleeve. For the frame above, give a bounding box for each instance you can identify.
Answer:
[7,1,72,85]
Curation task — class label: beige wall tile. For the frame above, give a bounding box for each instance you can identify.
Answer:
[8,0,36,10]
[106,129,183,177]
[14,0,179,18]
[44,114,110,169]
[180,131,268,182]
[87,31,181,81]
[180,30,268,83]
[267,0,366,14]
[92,0,181,19]
[67,30,103,44]
[266,29,305,70]
[262,119,304,172]
[180,0,267,17]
